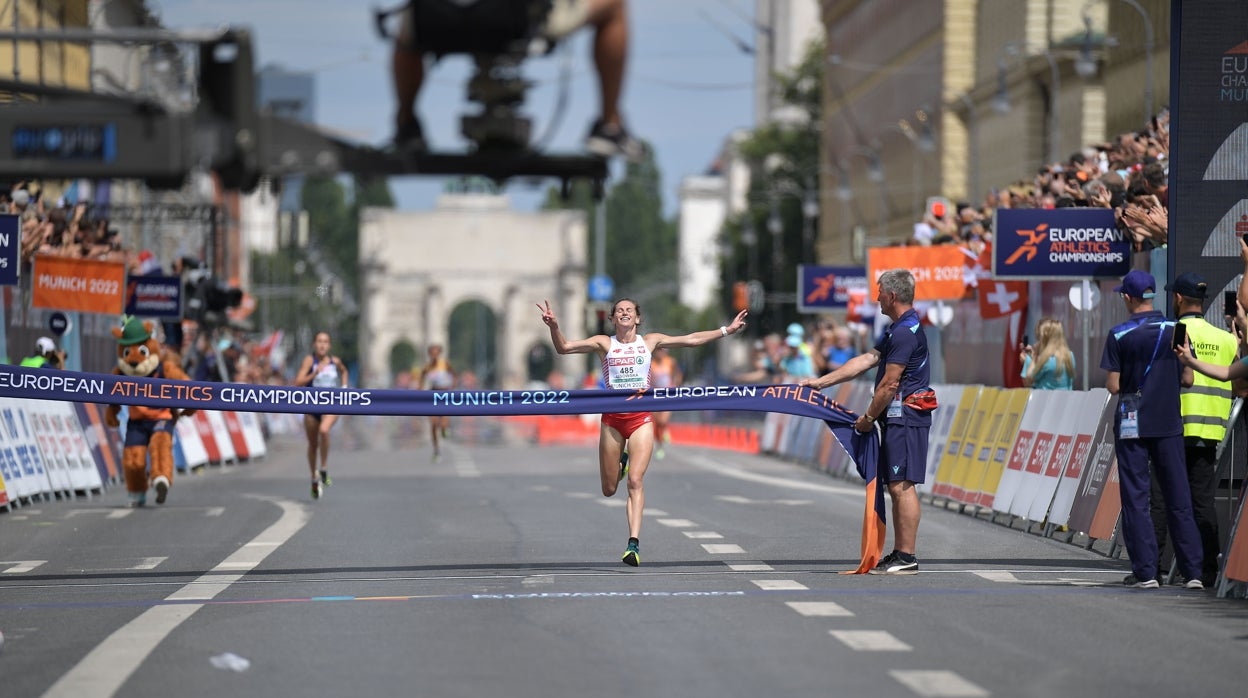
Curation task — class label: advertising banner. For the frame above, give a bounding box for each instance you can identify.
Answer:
[797,265,868,312]
[123,274,183,319]
[992,209,1129,279]
[867,246,968,301]
[31,256,126,314]
[1171,0,1248,301]
[0,214,18,286]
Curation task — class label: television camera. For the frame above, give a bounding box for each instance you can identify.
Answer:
[374,0,608,198]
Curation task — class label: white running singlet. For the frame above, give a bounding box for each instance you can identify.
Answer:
[601,336,651,390]
[310,356,341,388]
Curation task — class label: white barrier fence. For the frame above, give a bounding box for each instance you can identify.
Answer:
[0,400,270,511]
[761,383,1248,598]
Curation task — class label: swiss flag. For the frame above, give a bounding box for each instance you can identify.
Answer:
[978,279,1028,319]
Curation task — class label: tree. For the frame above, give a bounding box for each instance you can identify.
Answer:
[543,148,730,376]
[264,174,396,366]
[720,38,824,336]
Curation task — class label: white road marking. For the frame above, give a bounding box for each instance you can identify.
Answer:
[751,579,807,591]
[687,454,862,496]
[785,601,854,617]
[889,670,990,697]
[565,492,594,499]
[727,563,773,572]
[41,496,308,698]
[715,495,753,504]
[598,499,626,508]
[683,531,724,539]
[829,630,912,651]
[774,499,812,506]
[453,453,481,478]
[522,575,555,587]
[657,518,697,528]
[644,508,669,516]
[973,571,1020,583]
[1,560,48,574]
[702,544,746,554]
[105,510,133,519]
[82,557,168,572]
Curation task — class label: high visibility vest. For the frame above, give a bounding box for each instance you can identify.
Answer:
[1179,316,1237,441]
[19,355,47,368]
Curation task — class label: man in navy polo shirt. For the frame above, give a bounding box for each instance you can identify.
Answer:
[1100,269,1204,589]
[801,269,935,575]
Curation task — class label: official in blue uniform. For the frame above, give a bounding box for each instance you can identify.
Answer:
[800,269,936,575]
[1099,270,1204,589]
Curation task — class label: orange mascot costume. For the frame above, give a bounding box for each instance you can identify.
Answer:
[104,317,194,507]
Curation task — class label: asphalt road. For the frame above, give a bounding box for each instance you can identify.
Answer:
[0,418,1244,698]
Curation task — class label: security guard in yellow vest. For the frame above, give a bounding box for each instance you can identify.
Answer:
[1154,273,1235,586]
[19,336,64,369]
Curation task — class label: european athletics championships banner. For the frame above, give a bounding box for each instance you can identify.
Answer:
[0,364,885,573]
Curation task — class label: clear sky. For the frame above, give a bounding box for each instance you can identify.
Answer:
[156,0,758,215]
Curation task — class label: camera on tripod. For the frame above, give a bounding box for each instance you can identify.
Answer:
[183,268,242,326]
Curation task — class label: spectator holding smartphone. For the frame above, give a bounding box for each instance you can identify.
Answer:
[1019,318,1075,390]
[1158,273,1235,588]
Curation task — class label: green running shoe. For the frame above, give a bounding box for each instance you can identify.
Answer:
[618,450,630,483]
[320,469,332,486]
[621,541,640,567]
[311,481,321,500]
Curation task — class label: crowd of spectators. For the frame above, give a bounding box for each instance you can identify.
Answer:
[737,318,866,385]
[910,108,1171,267]
[4,182,128,267]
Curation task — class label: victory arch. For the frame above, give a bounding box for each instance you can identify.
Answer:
[358,194,589,389]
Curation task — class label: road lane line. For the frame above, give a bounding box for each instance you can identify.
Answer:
[82,557,168,573]
[889,670,990,697]
[686,454,862,495]
[1,560,47,574]
[682,531,724,539]
[751,579,808,591]
[786,601,853,617]
[657,518,697,528]
[105,510,133,519]
[644,508,669,516]
[41,496,308,698]
[701,544,746,554]
[452,453,481,478]
[727,563,773,572]
[973,571,1020,583]
[829,630,912,651]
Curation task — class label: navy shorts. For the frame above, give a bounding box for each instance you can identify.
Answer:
[124,419,175,447]
[880,424,928,484]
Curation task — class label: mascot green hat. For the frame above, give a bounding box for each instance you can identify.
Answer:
[117,315,152,346]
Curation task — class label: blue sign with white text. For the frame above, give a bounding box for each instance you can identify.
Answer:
[0,214,18,286]
[123,275,183,319]
[588,274,614,302]
[797,265,868,312]
[992,208,1130,279]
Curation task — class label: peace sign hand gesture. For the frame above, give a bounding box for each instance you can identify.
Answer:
[537,300,559,329]
[724,309,749,335]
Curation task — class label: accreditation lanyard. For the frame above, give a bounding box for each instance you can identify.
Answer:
[1118,319,1168,440]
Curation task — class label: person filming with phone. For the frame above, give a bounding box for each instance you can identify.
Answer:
[1156,273,1235,588]
[1018,318,1075,390]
